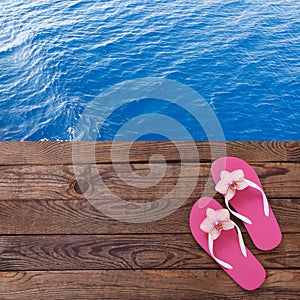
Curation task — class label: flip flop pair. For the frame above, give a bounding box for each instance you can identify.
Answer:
[190,157,282,290]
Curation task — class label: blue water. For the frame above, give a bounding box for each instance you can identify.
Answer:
[0,0,299,141]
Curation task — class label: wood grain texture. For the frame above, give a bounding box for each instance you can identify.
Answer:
[0,270,299,299]
[0,162,299,201]
[0,141,299,298]
[0,199,298,234]
[0,234,299,271]
[0,141,299,165]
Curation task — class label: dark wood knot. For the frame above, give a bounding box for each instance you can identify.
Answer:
[74,179,89,195]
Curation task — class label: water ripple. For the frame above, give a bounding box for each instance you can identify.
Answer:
[0,0,299,140]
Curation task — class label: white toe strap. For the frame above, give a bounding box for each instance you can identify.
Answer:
[224,198,252,225]
[208,221,247,270]
[208,234,233,270]
[233,221,247,257]
[245,179,269,217]
[224,178,269,225]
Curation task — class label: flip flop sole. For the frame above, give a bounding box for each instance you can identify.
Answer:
[211,156,282,250]
[190,197,266,290]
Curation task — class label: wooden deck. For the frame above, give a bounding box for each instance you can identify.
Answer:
[0,141,299,299]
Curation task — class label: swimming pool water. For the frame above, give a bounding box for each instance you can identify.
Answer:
[0,0,299,141]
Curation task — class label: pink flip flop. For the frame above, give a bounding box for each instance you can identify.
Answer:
[211,156,282,251]
[190,197,266,290]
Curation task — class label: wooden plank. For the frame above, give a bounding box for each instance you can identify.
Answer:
[0,141,298,299]
[0,233,298,271]
[0,270,299,299]
[0,199,298,234]
[0,162,299,201]
[0,141,299,165]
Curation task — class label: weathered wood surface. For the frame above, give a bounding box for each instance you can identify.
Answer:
[0,270,299,300]
[0,233,299,271]
[0,162,299,201]
[0,142,299,299]
[0,199,298,234]
[0,141,299,165]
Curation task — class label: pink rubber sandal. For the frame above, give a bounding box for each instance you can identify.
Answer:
[211,156,282,250]
[190,197,266,290]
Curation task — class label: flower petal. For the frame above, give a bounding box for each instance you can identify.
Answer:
[206,208,217,220]
[220,170,231,181]
[225,188,236,201]
[215,180,229,195]
[211,228,221,240]
[222,221,234,230]
[237,180,249,190]
[200,217,214,233]
[216,209,230,222]
[231,169,245,182]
